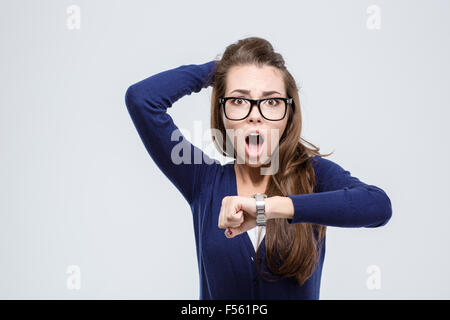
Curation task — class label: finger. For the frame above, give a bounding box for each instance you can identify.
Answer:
[218,205,224,229]
[225,228,233,238]
[226,214,257,239]
[225,209,244,238]
[226,225,242,238]
[230,209,244,224]
[225,209,243,228]
[218,196,230,229]
[219,203,229,229]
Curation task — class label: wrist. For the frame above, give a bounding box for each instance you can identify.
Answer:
[265,196,295,220]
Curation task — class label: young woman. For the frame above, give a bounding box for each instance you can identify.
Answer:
[125,37,392,300]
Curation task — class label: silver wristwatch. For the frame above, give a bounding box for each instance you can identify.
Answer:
[252,193,267,226]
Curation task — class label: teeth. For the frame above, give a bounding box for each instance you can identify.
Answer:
[247,132,263,145]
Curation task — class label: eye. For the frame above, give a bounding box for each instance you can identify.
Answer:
[266,99,278,106]
[232,98,245,105]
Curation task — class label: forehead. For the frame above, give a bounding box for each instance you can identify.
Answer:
[225,64,286,96]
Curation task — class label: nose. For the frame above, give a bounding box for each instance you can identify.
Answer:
[247,101,263,123]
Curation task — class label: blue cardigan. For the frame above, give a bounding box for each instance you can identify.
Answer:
[124,60,392,300]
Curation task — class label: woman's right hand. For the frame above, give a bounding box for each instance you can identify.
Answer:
[218,196,257,239]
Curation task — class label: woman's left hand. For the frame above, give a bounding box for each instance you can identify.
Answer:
[218,195,259,238]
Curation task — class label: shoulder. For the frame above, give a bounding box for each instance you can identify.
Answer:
[310,154,342,173]
[308,155,332,176]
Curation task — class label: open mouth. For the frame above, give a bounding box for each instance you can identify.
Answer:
[245,132,264,158]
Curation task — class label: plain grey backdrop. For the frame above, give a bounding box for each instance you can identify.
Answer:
[1,0,449,299]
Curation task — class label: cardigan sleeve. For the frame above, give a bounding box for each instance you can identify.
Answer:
[124,61,219,205]
[285,157,392,228]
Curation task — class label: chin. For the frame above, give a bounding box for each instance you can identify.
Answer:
[245,161,262,168]
[244,153,273,167]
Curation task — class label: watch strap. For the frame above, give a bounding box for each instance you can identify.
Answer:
[252,193,267,226]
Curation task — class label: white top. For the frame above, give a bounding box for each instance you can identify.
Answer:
[247,226,266,251]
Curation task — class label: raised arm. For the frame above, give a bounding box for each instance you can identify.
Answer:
[266,156,392,228]
[124,60,219,205]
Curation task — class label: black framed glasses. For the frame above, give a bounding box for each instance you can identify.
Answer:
[218,97,293,121]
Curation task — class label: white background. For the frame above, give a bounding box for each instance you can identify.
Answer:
[0,0,449,299]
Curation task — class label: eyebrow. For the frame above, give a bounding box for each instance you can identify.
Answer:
[229,89,282,97]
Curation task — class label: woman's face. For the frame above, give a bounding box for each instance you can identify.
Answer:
[222,64,289,167]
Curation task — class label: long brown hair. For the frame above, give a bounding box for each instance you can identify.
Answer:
[209,37,334,286]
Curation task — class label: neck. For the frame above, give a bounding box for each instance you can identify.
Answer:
[234,160,271,192]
